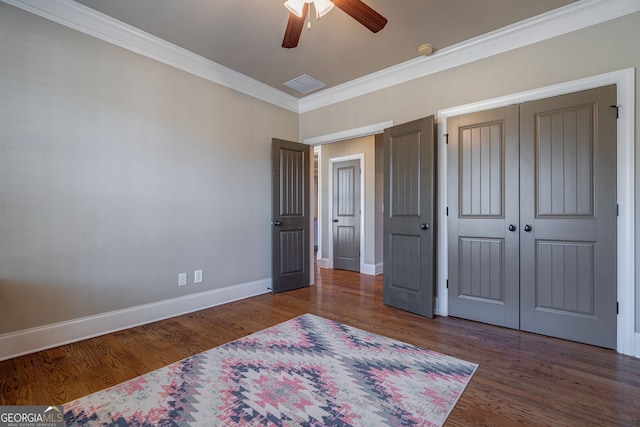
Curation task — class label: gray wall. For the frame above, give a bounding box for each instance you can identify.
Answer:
[0,5,298,334]
[301,12,640,331]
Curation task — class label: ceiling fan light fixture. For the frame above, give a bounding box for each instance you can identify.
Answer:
[284,0,306,17]
[313,0,334,18]
[282,0,386,49]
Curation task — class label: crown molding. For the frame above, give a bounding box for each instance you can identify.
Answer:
[3,0,639,115]
[2,0,300,113]
[299,0,640,113]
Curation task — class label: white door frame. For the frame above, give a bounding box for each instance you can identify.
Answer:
[307,121,393,274]
[326,154,365,272]
[438,68,635,356]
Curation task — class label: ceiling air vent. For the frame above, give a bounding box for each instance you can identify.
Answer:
[283,74,326,94]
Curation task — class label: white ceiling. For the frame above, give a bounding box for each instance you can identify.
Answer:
[70,0,578,98]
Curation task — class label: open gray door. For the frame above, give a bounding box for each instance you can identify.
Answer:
[383,117,436,318]
[271,138,310,293]
[332,159,361,272]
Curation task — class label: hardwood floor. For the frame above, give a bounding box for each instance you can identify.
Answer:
[1,264,639,426]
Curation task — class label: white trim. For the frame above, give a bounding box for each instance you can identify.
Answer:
[0,278,271,362]
[365,262,383,276]
[304,121,393,146]
[316,257,331,269]
[361,263,378,276]
[2,0,299,113]
[299,0,640,113]
[636,333,640,358]
[310,144,317,286]
[316,146,324,261]
[4,0,638,114]
[328,154,365,273]
[437,68,635,357]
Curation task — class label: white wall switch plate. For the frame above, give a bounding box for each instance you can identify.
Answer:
[178,273,187,286]
[194,269,203,283]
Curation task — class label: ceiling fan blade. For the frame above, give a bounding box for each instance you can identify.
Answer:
[332,0,387,33]
[282,3,309,48]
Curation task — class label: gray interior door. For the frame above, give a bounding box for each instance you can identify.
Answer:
[271,138,310,293]
[447,106,520,328]
[519,85,617,349]
[447,86,617,349]
[383,117,435,318]
[332,159,361,272]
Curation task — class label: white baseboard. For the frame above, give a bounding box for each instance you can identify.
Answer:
[361,263,383,276]
[317,258,382,275]
[0,278,271,361]
[317,258,331,269]
[375,263,383,275]
[635,333,640,358]
[361,263,376,275]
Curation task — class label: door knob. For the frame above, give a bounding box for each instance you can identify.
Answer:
[523,224,532,232]
[508,224,516,232]
[420,223,429,230]
[333,219,339,223]
[273,221,281,226]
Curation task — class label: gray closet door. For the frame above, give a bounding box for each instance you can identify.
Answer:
[447,86,617,349]
[332,159,361,272]
[271,138,310,293]
[383,117,435,318]
[519,85,617,349]
[447,106,520,328]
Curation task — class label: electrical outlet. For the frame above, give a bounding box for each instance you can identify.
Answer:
[194,270,203,283]
[178,273,187,286]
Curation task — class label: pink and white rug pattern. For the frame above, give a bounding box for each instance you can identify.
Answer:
[64,313,477,426]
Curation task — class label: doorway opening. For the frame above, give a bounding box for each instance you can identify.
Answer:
[312,134,384,276]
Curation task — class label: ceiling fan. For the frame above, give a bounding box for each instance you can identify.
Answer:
[282,0,388,49]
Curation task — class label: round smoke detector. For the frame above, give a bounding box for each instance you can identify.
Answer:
[418,43,434,56]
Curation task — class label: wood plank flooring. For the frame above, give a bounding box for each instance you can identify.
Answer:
[1,264,639,426]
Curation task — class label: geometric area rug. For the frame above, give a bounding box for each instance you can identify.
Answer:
[64,313,478,426]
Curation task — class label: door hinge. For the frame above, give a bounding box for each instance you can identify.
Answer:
[446,207,449,216]
[446,279,449,289]
[617,204,619,216]
[444,133,449,144]
[617,302,619,314]
[611,105,620,119]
